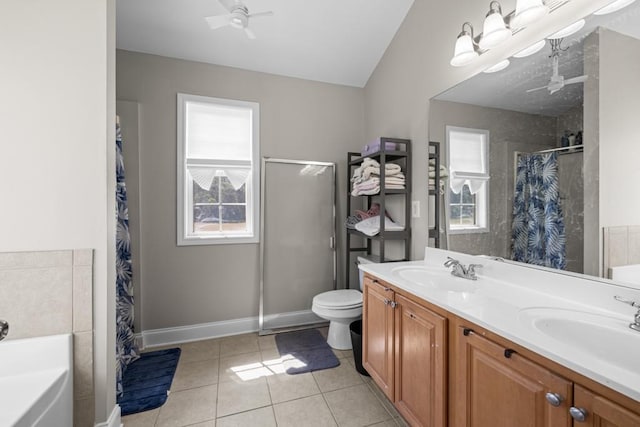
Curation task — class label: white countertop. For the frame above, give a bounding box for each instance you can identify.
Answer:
[359,248,640,402]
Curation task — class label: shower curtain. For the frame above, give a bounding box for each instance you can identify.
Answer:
[511,152,566,270]
[115,123,139,396]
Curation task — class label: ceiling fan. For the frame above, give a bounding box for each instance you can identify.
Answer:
[526,40,588,95]
[205,0,273,39]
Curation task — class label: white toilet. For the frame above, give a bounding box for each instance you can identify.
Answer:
[312,257,371,350]
[312,288,363,350]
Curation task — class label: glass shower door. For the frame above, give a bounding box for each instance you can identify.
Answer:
[259,158,336,334]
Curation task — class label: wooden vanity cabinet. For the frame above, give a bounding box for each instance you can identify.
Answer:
[363,275,395,400]
[571,385,640,427]
[453,325,573,427]
[362,274,447,427]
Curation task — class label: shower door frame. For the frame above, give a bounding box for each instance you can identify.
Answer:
[258,157,337,336]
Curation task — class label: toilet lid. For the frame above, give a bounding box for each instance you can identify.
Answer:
[313,289,363,309]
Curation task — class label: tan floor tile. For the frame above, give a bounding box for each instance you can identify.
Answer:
[266,371,321,404]
[179,339,221,363]
[155,385,217,427]
[367,420,400,427]
[366,381,399,418]
[324,384,392,427]
[258,334,277,350]
[216,406,277,427]
[219,333,260,357]
[218,352,269,383]
[185,421,216,427]
[312,361,363,392]
[172,358,219,391]
[273,394,337,427]
[332,349,353,360]
[121,408,159,427]
[216,377,271,418]
[260,348,281,362]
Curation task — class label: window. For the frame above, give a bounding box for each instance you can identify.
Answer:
[177,94,259,245]
[446,126,489,233]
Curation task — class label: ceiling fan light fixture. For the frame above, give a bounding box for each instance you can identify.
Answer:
[547,19,585,39]
[479,1,512,50]
[451,23,479,67]
[484,59,510,73]
[593,0,637,15]
[511,0,549,29]
[513,40,546,58]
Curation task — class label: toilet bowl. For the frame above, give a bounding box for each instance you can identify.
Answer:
[312,289,363,350]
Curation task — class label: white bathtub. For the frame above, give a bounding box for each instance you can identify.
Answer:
[0,334,73,427]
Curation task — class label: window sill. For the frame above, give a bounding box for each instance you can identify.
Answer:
[178,235,259,246]
[448,227,489,235]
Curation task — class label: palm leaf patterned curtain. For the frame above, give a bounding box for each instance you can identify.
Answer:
[116,123,139,396]
[511,152,566,270]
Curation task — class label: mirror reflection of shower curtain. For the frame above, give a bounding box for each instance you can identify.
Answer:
[511,152,566,270]
[260,158,336,334]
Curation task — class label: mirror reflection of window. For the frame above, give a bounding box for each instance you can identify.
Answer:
[446,126,489,234]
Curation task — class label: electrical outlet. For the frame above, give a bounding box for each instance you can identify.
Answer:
[412,201,420,218]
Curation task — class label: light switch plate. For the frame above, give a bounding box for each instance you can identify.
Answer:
[412,201,420,218]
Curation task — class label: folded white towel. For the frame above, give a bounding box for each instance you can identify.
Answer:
[355,215,404,236]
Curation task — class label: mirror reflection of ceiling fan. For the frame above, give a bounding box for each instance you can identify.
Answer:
[205,0,273,39]
[526,39,588,95]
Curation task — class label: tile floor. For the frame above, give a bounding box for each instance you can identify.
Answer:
[122,328,409,427]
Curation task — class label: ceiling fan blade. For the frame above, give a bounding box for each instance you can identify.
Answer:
[564,75,588,85]
[526,85,550,93]
[244,27,256,39]
[205,14,232,29]
[248,11,274,19]
[217,0,239,12]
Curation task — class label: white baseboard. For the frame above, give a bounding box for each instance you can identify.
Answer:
[140,310,323,349]
[94,404,121,427]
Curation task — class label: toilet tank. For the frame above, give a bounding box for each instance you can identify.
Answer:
[357,257,374,291]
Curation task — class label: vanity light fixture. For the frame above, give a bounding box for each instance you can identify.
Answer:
[479,1,512,50]
[450,22,480,67]
[594,0,637,15]
[511,0,549,29]
[547,19,585,39]
[483,59,510,73]
[513,40,546,58]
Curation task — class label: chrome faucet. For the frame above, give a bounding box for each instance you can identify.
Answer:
[444,257,483,280]
[0,319,8,341]
[614,296,640,332]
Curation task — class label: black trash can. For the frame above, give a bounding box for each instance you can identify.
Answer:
[349,320,370,376]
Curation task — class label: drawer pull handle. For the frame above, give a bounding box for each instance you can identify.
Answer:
[383,299,390,305]
[545,392,563,407]
[463,328,473,336]
[569,407,587,422]
[504,349,516,358]
[372,279,379,284]
[384,287,391,292]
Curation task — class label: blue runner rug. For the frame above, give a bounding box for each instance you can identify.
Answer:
[275,329,340,375]
[117,348,181,416]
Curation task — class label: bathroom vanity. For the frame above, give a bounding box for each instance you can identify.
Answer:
[360,248,640,427]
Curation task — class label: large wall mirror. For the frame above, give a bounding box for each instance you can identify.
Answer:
[429,1,640,278]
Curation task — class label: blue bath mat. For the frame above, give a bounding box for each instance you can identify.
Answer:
[117,348,181,416]
[275,329,340,374]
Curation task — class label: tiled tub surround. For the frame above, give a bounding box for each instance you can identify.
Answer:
[0,249,94,426]
[122,329,407,427]
[360,247,640,402]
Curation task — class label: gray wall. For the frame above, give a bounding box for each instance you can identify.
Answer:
[362,0,612,262]
[1,1,117,424]
[429,100,557,258]
[116,50,364,331]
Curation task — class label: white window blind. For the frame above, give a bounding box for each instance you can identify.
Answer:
[448,127,490,194]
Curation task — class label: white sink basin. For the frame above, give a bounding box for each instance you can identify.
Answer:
[519,308,640,372]
[391,266,480,293]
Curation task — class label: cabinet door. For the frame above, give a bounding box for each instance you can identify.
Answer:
[455,327,572,427]
[572,385,640,427]
[394,294,446,427]
[363,276,395,400]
